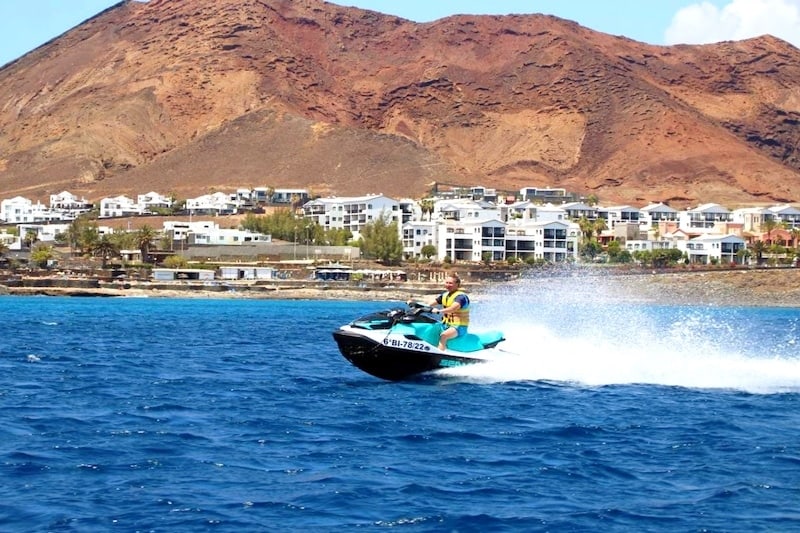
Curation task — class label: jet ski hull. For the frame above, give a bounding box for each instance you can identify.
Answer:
[332,306,506,381]
[333,328,482,381]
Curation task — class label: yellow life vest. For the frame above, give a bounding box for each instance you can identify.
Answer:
[441,289,470,327]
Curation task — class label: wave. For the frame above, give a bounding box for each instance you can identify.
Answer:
[440,276,800,394]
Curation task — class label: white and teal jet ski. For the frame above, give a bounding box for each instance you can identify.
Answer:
[332,302,508,381]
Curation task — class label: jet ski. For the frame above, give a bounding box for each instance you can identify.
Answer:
[332,302,508,381]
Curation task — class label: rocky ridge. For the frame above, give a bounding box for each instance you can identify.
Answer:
[0,0,799,207]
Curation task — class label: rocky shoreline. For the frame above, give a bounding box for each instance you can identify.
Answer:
[598,268,800,307]
[2,267,799,307]
[0,277,435,302]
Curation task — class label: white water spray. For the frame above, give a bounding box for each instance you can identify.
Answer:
[438,274,800,394]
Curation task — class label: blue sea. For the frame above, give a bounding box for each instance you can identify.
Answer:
[2,276,800,532]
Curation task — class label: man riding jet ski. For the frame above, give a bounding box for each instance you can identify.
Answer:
[332,300,507,381]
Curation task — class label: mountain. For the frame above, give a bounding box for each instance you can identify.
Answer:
[1,0,799,208]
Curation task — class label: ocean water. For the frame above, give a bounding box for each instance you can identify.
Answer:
[1,276,800,532]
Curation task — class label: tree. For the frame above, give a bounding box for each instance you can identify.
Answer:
[30,244,56,268]
[577,216,595,241]
[420,244,437,259]
[110,230,137,253]
[607,240,631,263]
[23,229,38,250]
[324,228,353,246]
[579,239,602,260]
[60,216,99,256]
[749,239,768,265]
[92,235,119,269]
[593,218,608,239]
[359,213,403,265]
[134,225,158,264]
[737,247,752,265]
[651,248,683,268]
[791,227,800,249]
[419,199,435,221]
[163,255,188,269]
[761,216,778,244]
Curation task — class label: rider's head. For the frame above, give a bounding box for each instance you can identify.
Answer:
[444,274,461,291]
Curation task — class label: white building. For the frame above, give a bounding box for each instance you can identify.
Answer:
[507,219,581,263]
[16,223,72,246]
[100,195,145,218]
[678,234,747,265]
[624,239,677,254]
[731,207,773,233]
[0,230,20,250]
[218,266,278,280]
[438,218,507,262]
[152,268,216,281]
[49,191,93,219]
[599,205,642,230]
[561,201,599,221]
[501,201,568,223]
[162,220,270,246]
[467,186,498,202]
[163,220,217,242]
[400,200,579,263]
[402,220,437,258]
[768,204,800,229]
[302,194,401,240]
[678,203,733,234]
[271,188,310,205]
[434,198,500,223]
[185,192,240,216]
[640,202,679,227]
[186,223,271,246]
[137,192,173,212]
[0,196,60,223]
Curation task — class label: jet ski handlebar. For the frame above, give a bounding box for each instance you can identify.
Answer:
[406,301,434,314]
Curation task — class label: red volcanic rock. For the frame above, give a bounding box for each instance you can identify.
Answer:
[0,0,799,207]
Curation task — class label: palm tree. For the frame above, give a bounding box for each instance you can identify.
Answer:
[23,230,38,250]
[577,216,594,241]
[61,216,99,256]
[419,199,435,221]
[134,225,158,264]
[761,216,778,245]
[593,218,608,240]
[92,235,119,269]
[30,244,56,269]
[791,227,800,249]
[749,239,768,266]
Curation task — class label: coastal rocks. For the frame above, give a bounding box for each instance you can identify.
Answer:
[597,268,800,307]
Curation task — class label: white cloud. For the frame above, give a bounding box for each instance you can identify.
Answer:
[665,0,800,46]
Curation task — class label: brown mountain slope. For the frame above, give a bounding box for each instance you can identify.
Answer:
[0,0,799,207]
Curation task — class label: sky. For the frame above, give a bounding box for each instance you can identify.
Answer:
[1,0,799,67]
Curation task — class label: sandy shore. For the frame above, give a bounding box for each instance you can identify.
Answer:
[2,267,799,307]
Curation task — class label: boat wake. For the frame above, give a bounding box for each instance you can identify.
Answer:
[435,276,800,394]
